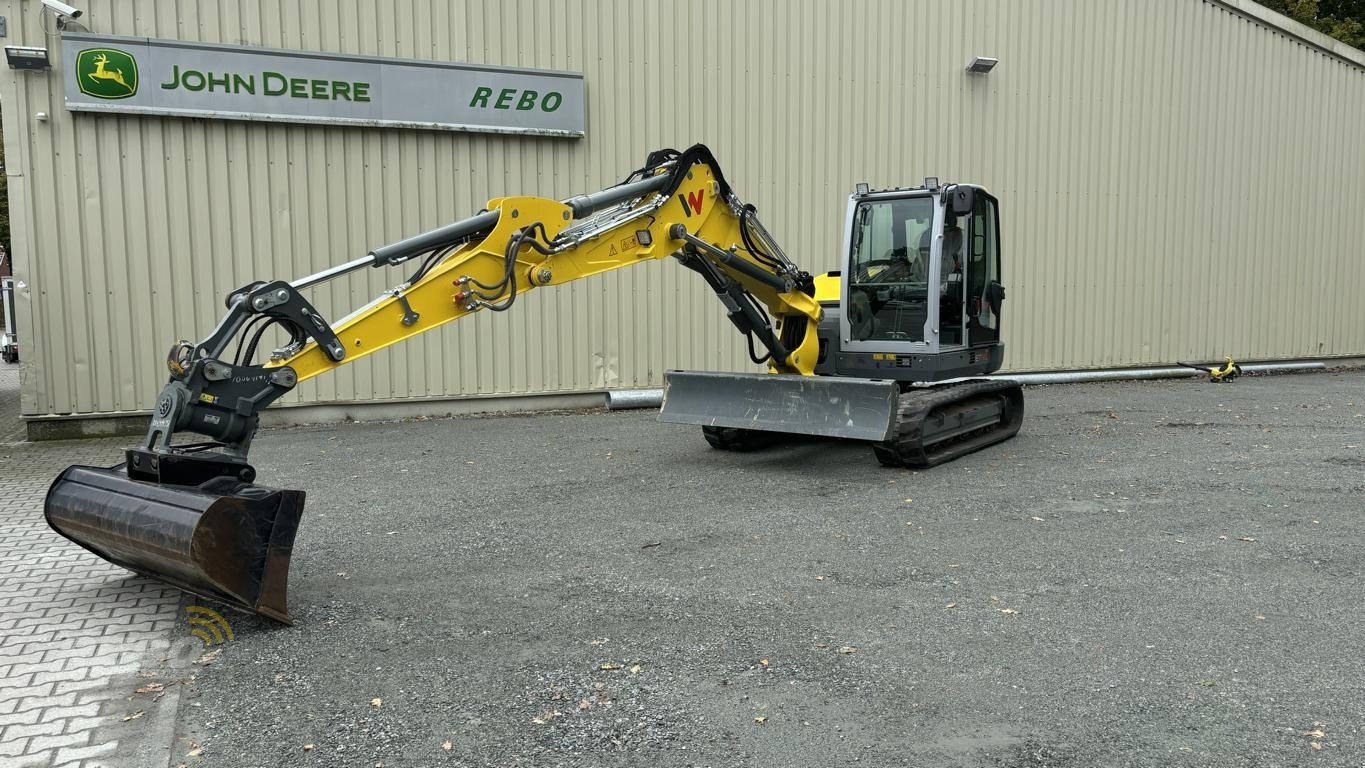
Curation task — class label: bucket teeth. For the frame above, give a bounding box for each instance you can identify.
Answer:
[44,465,304,624]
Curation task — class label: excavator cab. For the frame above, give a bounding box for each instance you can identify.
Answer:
[829,181,1006,378]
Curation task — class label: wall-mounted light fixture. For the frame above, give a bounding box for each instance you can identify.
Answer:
[966,56,998,75]
[5,46,50,70]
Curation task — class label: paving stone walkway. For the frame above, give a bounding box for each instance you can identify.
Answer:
[0,364,184,768]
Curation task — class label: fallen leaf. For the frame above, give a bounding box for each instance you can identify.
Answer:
[1198,679,1217,687]
[196,649,222,665]
[1254,615,1266,621]
[1303,728,1325,739]
[814,575,826,581]
[187,743,203,757]
[1030,516,1045,522]
[1217,535,1228,541]
[1237,536,1257,542]
[945,602,957,609]
[135,683,165,695]
[754,716,768,724]
[629,664,641,674]
[599,663,623,671]
[1174,539,1186,544]
[759,659,770,668]
[441,740,453,752]
[370,698,382,708]
[578,699,591,711]
[999,608,1019,615]
[589,638,608,646]
[836,645,858,655]
[903,498,913,504]
[303,744,316,752]
[336,572,350,579]
[122,710,144,722]
[1311,742,1323,750]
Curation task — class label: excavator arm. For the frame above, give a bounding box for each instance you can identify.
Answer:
[43,145,824,622]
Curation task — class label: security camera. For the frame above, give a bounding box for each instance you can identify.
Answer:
[40,0,83,19]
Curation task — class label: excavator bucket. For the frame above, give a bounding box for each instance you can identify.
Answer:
[659,370,902,441]
[44,465,304,624]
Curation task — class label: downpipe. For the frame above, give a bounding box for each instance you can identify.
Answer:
[603,360,1331,410]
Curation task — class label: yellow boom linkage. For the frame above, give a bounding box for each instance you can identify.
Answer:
[275,161,822,383]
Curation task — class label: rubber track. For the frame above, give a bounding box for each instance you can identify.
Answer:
[871,379,1024,468]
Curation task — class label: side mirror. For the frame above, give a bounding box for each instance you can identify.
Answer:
[950,186,975,216]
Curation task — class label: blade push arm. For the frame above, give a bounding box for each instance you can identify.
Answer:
[133,145,821,479]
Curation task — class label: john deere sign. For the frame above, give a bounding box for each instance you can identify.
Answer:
[62,33,584,137]
[75,48,139,100]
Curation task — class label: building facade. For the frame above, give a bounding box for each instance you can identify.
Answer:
[1,0,1362,432]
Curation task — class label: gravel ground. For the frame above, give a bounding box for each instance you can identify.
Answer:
[161,371,1363,767]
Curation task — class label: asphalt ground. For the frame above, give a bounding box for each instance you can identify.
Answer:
[148,371,1364,767]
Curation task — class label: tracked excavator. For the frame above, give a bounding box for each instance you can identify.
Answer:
[45,145,1022,623]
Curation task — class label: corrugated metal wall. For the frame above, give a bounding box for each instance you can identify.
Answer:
[3,0,1362,417]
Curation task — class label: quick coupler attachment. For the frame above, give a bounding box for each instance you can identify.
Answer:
[44,465,305,623]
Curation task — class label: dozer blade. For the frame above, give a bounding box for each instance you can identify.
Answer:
[44,465,304,624]
[659,370,901,441]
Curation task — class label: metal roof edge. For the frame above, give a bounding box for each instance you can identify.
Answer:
[1209,0,1365,70]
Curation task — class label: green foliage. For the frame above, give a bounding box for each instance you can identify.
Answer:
[1254,0,1365,50]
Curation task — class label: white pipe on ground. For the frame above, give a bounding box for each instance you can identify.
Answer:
[993,361,1325,386]
[605,388,665,410]
[603,361,1332,410]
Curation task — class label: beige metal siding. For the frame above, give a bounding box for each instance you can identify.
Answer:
[2,0,1362,417]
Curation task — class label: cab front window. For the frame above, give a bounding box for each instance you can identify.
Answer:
[846,197,933,342]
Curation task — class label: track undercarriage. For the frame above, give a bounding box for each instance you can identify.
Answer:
[692,377,1024,468]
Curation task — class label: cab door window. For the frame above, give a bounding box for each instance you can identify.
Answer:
[967,195,1002,346]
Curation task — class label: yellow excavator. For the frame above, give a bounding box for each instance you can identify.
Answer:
[45,145,1022,622]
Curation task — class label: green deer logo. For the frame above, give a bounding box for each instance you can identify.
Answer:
[76,48,138,99]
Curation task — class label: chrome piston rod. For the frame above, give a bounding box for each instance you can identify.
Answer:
[291,173,675,292]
